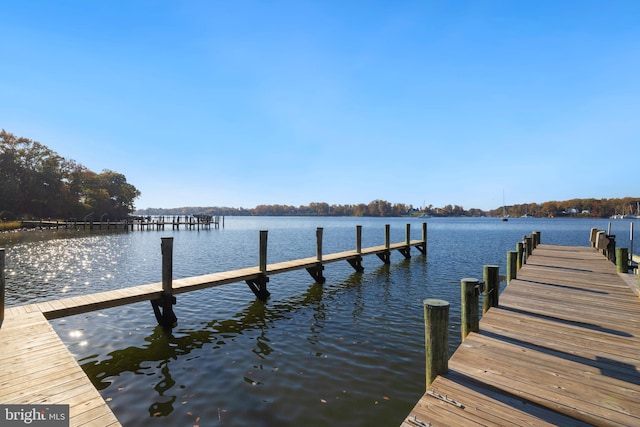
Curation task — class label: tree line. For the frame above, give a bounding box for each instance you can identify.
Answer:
[136,200,419,217]
[137,197,639,219]
[487,198,640,218]
[0,130,140,221]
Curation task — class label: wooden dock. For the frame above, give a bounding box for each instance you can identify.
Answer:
[402,244,640,427]
[0,223,426,426]
[20,214,222,231]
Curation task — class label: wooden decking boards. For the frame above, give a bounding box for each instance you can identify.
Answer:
[0,310,121,426]
[402,244,640,427]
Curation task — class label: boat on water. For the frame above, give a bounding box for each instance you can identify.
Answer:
[610,202,640,219]
[501,191,508,221]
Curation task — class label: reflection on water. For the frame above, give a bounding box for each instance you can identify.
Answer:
[3,217,636,426]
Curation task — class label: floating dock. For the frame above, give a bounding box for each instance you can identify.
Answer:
[402,244,640,426]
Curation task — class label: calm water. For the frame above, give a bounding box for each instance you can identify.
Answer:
[1,217,637,426]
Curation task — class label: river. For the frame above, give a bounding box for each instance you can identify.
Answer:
[1,216,636,426]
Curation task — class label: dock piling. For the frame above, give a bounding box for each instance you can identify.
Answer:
[516,241,524,271]
[423,298,449,389]
[482,265,499,314]
[376,224,392,264]
[247,230,270,300]
[507,251,517,284]
[151,237,177,328]
[415,222,427,255]
[306,228,326,283]
[616,248,629,273]
[590,228,598,247]
[532,231,541,249]
[397,224,412,259]
[460,278,479,340]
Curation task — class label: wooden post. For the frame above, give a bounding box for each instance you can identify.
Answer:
[607,234,616,263]
[397,223,412,259]
[590,228,598,247]
[525,236,533,257]
[616,248,628,273]
[507,251,517,284]
[0,248,5,323]
[247,230,270,300]
[516,241,524,271]
[460,278,479,341]
[162,238,173,295]
[151,237,177,328]
[532,231,541,249]
[305,228,326,283]
[405,223,411,245]
[384,224,391,250]
[316,227,323,262]
[416,222,427,255]
[259,230,268,273]
[423,298,449,389]
[630,223,634,266]
[376,224,392,264]
[482,265,499,314]
[347,225,365,273]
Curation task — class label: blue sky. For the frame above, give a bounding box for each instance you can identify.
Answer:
[2,1,639,211]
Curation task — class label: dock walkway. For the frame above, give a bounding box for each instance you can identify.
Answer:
[403,244,640,426]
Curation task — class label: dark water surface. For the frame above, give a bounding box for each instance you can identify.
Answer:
[1,217,636,426]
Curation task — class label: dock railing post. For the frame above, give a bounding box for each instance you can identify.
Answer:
[0,248,5,323]
[616,248,628,273]
[423,298,449,389]
[507,251,517,284]
[482,265,499,314]
[356,225,362,254]
[460,278,479,341]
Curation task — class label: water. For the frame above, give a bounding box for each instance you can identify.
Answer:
[1,217,637,426]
